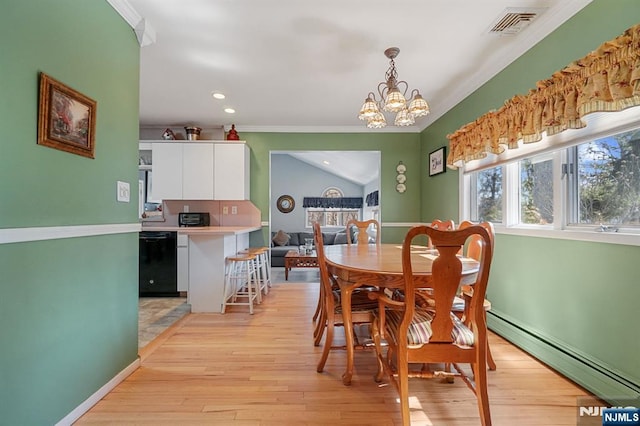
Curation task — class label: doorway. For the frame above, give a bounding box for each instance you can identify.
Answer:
[269,151,381,236]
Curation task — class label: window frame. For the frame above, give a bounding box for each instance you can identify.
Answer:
[304,186,361,229]
[459,110,640,247]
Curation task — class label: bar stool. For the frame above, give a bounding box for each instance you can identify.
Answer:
[239,247,271,296]
[221,253,260,314]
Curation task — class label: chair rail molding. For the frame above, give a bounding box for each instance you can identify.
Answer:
[0,223,141,245]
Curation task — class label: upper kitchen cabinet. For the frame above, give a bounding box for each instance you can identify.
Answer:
[152,142,214,200]
[148,141,249,201]
[214,143,250,200]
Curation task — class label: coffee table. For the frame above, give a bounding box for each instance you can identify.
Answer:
[284,250,319,280]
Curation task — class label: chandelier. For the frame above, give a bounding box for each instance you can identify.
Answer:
[358,47,430,128]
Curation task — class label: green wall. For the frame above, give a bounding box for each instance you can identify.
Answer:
[243,132,423,245]
[0,1,140,424]
[420,0,640,403]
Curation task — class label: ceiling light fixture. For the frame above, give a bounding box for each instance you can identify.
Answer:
[224,108,235,114]
[358,47,430,128]
[211,92,225,99]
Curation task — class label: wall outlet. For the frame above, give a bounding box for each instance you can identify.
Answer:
[117,181,130,203]
[183,205,189,212]
[223,206,229,215]
[231,205,238,215]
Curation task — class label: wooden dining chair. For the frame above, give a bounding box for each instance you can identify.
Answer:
[370,224,494,426]
[456,220,497,371]
[312,222,379,375]
[427,219,455,248]
[345,219,380,245]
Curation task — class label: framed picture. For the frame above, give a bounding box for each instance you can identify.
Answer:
[37,72,96,158]
[429,146,446,177]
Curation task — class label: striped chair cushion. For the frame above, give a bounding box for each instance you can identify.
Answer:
[332,289,379,312]
[381,306,475,348]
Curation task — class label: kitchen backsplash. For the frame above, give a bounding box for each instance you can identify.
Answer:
[142,200,261,228]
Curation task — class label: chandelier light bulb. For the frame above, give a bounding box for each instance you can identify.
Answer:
[358,95,380,120]
[384,88,406,112]
[367,112,387,128]
[394,108,415,126]
[408,93,430,118]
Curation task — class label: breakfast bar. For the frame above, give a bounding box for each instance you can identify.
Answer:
[141,225,261,313]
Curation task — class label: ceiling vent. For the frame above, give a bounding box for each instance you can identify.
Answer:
[488,7,547,36]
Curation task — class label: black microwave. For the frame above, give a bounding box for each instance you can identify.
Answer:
[178,212,210,227]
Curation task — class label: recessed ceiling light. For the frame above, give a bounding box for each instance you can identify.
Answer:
[224,108,235,114]
[323,160,330,165]
[211,92,225,99]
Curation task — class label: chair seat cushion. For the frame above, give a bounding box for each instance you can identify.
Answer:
[382,306,475,348]
[332,288,378,312]
[416,290,491,312]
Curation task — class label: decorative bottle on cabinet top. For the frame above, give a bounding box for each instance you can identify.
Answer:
[226,124,240,140]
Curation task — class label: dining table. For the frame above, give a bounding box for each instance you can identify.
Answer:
[323,243,480,385]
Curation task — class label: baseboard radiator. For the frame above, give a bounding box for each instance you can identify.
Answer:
[488,310,639,406]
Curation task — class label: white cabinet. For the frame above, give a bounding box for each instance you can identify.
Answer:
[183,144,215,199]
[145,141,250,201]
[214,144,250,200]
[152,142,215,200]
[152,143,183,200]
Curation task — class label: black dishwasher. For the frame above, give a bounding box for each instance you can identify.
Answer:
[139,231,178,297]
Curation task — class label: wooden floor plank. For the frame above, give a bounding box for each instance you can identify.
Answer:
[77,281,601,425]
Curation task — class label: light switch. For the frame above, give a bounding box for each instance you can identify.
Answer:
[223,206,229,215]
[117,181,130,203]
[231,205,238,215]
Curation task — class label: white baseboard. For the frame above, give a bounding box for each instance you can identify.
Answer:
[55,357,141,426]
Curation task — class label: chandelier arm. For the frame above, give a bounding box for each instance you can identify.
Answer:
[377,82,390,101]
[395,80,409,97]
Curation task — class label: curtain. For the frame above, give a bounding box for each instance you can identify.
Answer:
[302,197,363,209]
[447,23,640,169]
[365,190,379,206]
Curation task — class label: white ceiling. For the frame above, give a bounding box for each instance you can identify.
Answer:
[286,151,380,186]
[112,0,592,134]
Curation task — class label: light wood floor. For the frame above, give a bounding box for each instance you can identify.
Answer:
[77,280,600,425]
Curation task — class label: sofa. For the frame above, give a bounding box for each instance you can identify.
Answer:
[270,230,350,267]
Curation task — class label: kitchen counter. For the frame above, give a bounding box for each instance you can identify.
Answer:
[141,225,261,313]
[141,225,261,235]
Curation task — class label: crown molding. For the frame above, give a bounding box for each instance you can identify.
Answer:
[225,125,422,134]
[107,0,156,46]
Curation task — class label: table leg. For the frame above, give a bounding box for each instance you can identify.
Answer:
[340,284,355,386]
[285,264,289,280]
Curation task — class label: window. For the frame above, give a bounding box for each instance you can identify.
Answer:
[569,128,640,227]
[470,166,503,223]
[464,122,640,241]
[305,187,360,228]
[519,153,553,225]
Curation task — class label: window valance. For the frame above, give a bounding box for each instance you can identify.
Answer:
[447,23,640,169]
[303,197,363,209]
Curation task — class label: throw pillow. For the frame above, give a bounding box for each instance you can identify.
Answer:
[272,230,290,246]
[334,232,347,245]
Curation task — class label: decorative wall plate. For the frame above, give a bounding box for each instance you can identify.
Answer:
[276,195,295,213]
[396,162,406,173]
[396,174,406,183]
[396,183,406,193]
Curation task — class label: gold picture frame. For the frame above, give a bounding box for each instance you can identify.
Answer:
[37,72,96,158]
